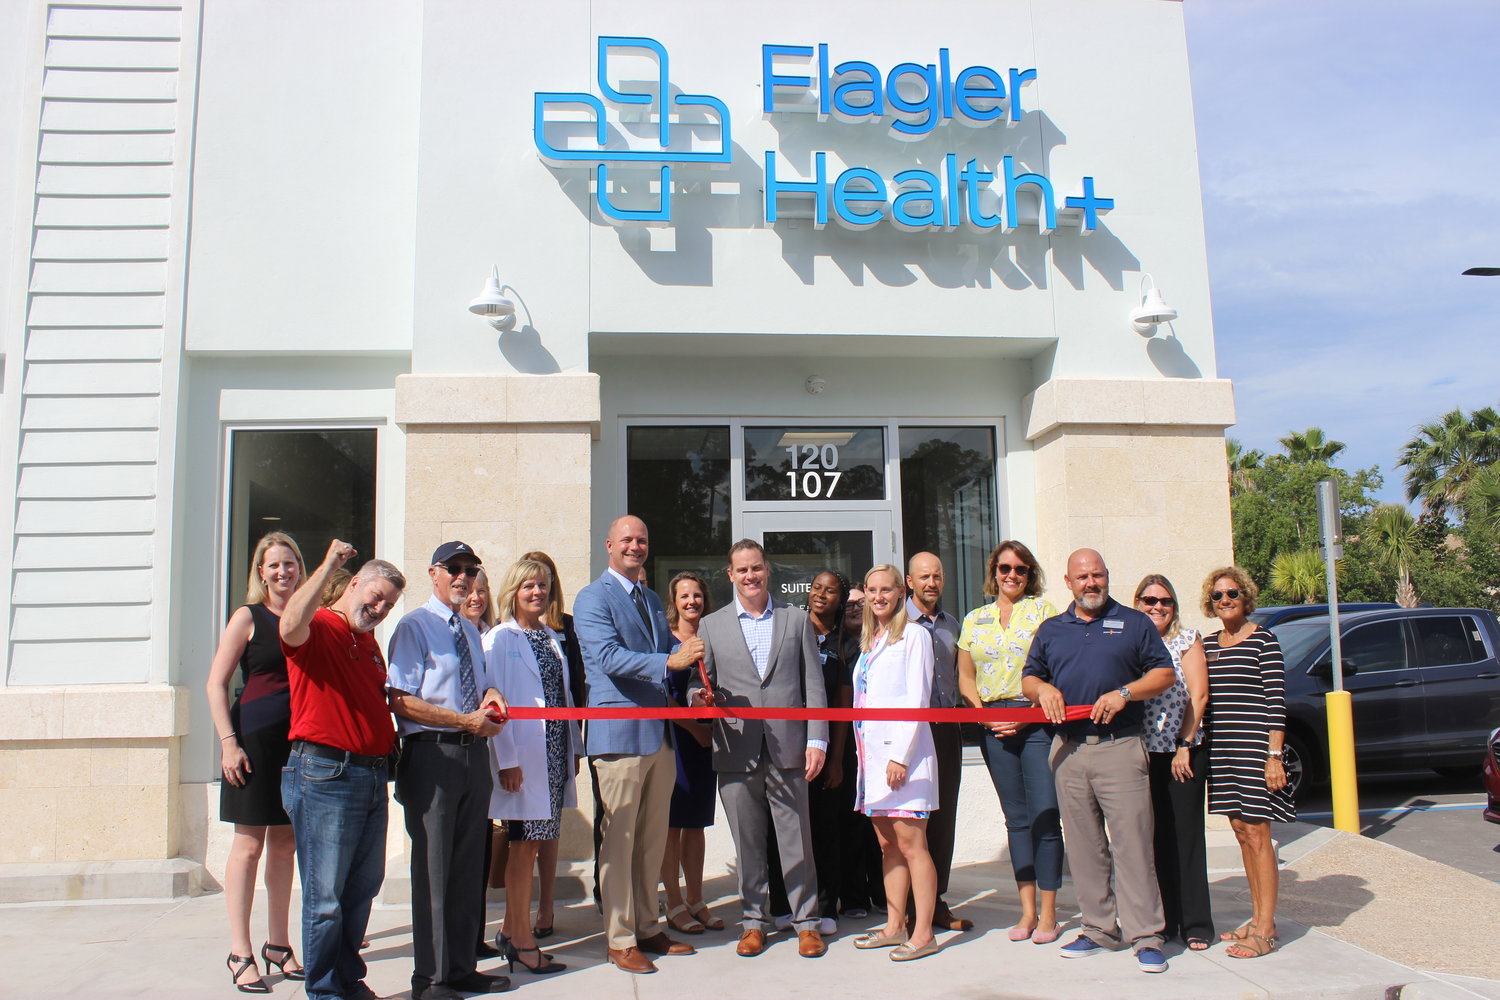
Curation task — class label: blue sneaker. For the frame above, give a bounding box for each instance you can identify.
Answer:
[1060,935,1104,958]
[1136,947,1168,973]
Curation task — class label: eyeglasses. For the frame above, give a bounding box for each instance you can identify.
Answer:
[1139,596,1175,607]
[996,563,1031,577]
[1211,589,1242,601]
[438,562,481,578]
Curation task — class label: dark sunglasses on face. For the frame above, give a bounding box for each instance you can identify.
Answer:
[439,562,481,578]
[1139,596,1175,607]
[996,563,1031,577]
[1211,589,1242,601]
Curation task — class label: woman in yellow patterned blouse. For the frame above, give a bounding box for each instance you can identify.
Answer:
[956,540,1061,944]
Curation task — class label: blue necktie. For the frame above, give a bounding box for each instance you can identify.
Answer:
[449,613,479,713]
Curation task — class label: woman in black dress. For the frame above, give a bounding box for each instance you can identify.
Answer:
[206,532,307,992]
[1201,566,1294,959]
[662,571,723,933]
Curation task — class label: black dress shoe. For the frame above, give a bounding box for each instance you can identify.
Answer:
[475,941,502,959]
[412,986,465,1000]
[448,971,514,993]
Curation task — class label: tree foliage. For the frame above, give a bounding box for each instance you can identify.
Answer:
[1397,405,1500,518]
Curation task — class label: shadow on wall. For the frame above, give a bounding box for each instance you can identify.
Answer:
[1145,326,1203,378]
[537,94,1141,292]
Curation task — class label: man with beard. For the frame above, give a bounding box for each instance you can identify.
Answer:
[280,541,406,1000]
[388,542,510,999]
[1021,548,1176,974]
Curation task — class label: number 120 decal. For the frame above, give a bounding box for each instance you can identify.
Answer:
[784,444,843,498]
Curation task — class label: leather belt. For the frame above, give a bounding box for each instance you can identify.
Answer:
[403,730,483,747]
[1076,728,1141,745]
[292,740,388,769]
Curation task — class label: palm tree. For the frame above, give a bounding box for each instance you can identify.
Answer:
[1397,406,1500,518]
[1460,463,1500,534]
[1278,426,1346,464]
[1368,503,1421,607]
[1270,549,1325,604]
[1226,437,1264,496]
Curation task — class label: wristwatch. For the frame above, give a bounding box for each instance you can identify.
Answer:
[1117,685,1131,702]
[1174,737,1191,749]
[1266,749,1284,760]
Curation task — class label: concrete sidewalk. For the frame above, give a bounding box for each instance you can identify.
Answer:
[2,823,1497,1000]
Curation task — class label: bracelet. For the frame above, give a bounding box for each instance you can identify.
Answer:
[220,734,236,742]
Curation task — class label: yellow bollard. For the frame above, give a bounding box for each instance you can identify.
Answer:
[1324,690,1360,833]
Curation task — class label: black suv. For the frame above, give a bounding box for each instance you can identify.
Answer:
[1250,603,1397,628]
[1261,607,1500,797]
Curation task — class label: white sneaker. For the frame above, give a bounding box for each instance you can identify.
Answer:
[819,917,838,936]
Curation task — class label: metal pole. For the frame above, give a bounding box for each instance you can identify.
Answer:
[1315,478,1359,832]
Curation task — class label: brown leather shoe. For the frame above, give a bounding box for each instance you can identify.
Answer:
[606,946,656,974]
[797,929,827,958]
[934,905,974,933]
[736,928,767,957]
[637,932,696,957]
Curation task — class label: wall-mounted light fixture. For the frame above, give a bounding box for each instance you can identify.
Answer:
[1129,273,1178,335]
[468,266,518,331]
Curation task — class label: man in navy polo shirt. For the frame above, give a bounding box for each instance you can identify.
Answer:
[1022,548,1176,973]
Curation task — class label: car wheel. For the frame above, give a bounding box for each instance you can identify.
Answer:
[1282,732,1314,799]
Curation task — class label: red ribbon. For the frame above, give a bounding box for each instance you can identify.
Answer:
[501,705,1094,722]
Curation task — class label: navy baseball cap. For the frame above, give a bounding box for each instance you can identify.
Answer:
[431,541,479,565]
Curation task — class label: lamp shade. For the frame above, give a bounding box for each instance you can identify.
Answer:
[468,270,515,318]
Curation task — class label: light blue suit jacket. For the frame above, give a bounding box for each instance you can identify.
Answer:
[574,570,675,756]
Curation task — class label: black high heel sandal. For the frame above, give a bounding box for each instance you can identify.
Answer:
[261,943,305,981]
[226,953,271,994]
[504,940,566,974]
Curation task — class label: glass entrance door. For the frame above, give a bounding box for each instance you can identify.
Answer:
[741,510,894,607]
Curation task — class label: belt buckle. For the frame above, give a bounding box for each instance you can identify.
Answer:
[1083,734,1102,745]
[458,732,475,747]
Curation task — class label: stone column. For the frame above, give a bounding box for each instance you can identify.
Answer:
[1024,377,1237,633]
[388,372,600,901]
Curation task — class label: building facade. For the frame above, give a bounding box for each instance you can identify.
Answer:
[0,0,1234,899]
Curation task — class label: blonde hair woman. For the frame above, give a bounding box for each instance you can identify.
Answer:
[205,532,308,991]
[483,558,582,975]
[850,565,941,962]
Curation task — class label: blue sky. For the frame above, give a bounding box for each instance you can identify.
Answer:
[1182,1,1500,503]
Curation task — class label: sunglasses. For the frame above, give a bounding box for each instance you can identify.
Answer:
[996,563,1031,577]
[1211,589,1242,601]
[438,562,481,578]
[1139,596,1175,607]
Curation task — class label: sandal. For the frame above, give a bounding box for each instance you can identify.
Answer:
[261,943,305,980]
[1220,921,1252,942]
[226,954,270,994]
[666,903,706,935]
[1226,933,1278,959]
[687,901,725,931]
[1187,937,1211,951]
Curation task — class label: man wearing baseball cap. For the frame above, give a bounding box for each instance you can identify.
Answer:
[388,541,510,999]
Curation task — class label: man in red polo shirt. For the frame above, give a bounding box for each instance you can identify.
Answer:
[280,539,407,1000]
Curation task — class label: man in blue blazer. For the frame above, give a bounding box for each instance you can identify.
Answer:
[573,515,704,974]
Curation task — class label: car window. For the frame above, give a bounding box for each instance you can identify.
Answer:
[1272,618,1331,670]
[1340,620,1407,673]
[1413,616,1485,667]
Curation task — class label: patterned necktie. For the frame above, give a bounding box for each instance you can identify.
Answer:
[631,584,654,636]
[449,613,479,713]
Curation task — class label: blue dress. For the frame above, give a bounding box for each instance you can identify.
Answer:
[666,643,716,829]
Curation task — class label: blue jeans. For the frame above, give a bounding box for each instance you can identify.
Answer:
[978,701,1063,891]
[281,748,388,1000]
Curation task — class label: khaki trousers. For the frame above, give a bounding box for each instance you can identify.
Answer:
[1051,734,1165,951]
[591,742,676,950]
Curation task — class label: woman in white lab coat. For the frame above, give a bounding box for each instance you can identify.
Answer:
[483,558,581,975]
[850,564,940,962]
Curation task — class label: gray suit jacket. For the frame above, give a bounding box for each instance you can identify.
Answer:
[700,600,828,772]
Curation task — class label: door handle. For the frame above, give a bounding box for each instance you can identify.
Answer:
[1393,678,1418,687]
[1475,672,1500,680]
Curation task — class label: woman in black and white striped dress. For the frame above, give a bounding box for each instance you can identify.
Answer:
[1201,566,1293,960]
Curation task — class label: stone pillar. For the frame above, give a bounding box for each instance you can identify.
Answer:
[0,685,206,902]
[387,373,600,901]
[1024,377,1237,634]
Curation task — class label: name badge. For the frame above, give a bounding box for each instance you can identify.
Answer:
[975,612,995,626]
[1102,619,1125,632]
